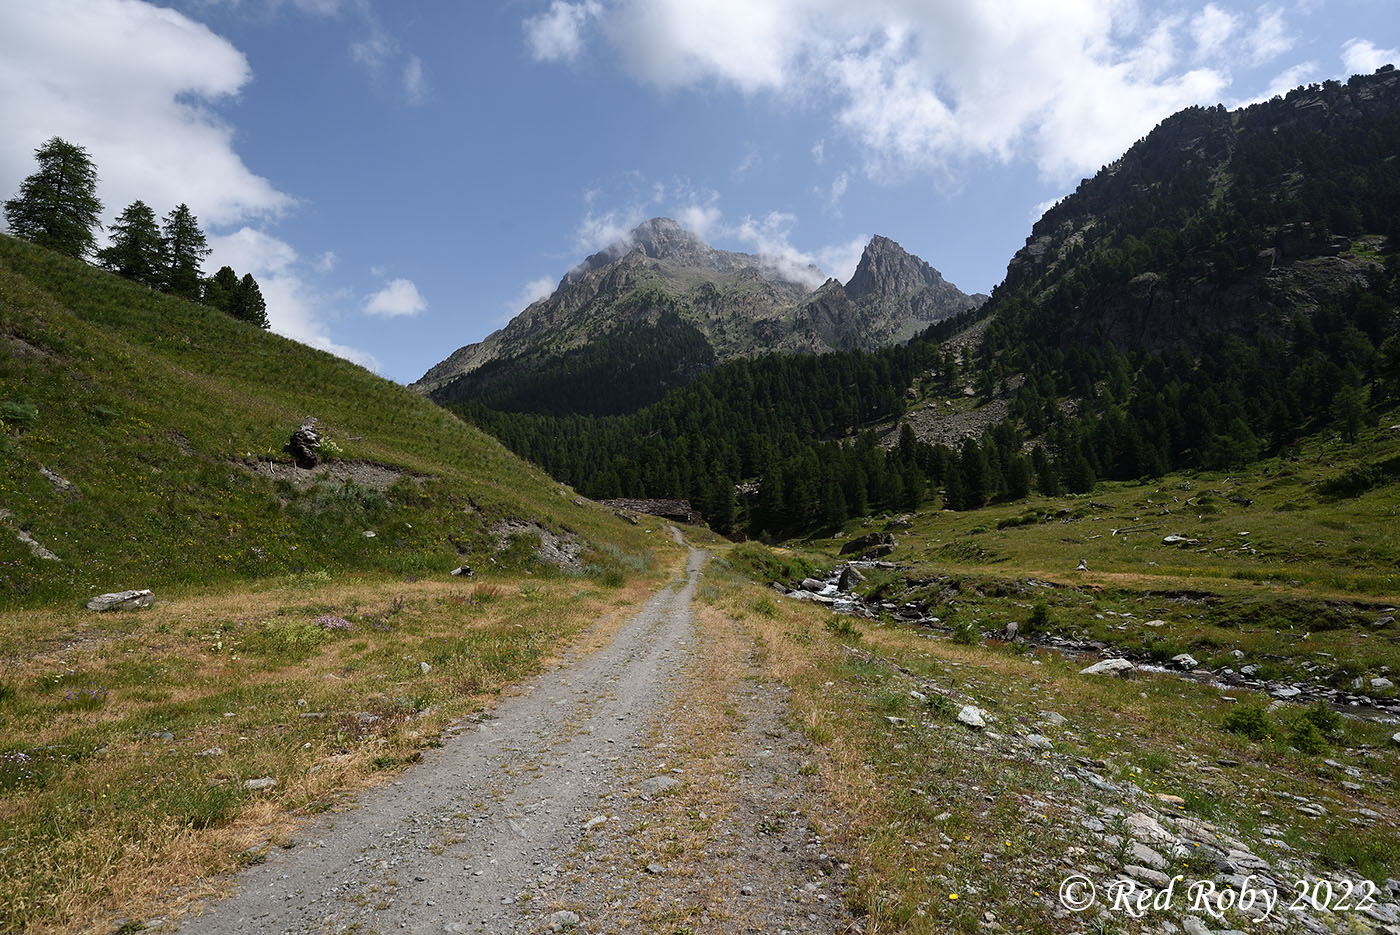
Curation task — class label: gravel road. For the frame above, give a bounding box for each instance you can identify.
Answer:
[179,530,706,934]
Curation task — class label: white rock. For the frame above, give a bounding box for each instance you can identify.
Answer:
[419,661,431,674]
[1080,658,1135,676]
[1023,734,1053,751]
[1143,619,1167,627]
[1371,677,1394,690]
[243,777,277,791]
[1172,653,1199,670]
[1182,916,1212,935]
[86,589,153,611]
[549,909,580,929]
[956,705,987,729]
[1124,812,1174,843]
[362,530,376,538]
[1130,841,1167,870]
[584,815,607,830]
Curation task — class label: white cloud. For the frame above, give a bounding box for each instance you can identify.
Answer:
[209,226,298,275]
[509,275,558,312]
[403,55,427,103]
[1029,196,1064,224]
[1341,38,1398,76]
[824,172,849,213]
[815,235,867,284]
[810,139,825,164]
[364,277,427,318]
[1265,61,1316,100]
[0,0,291,227]
[731,211,826,288]
[314,250,338,273]
[1244,7,1293,67]
[1190,4,1238,60]
[521,0,1298,182]
[208,228,380,370]
[674,184,722,238]
[525,1,602,63]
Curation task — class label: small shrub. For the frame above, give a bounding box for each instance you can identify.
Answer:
[1288,717,1328,755]
[1220,703,1271,740]
[1300,701,1342,738]
[1025,602,1052,635]
[950,619,981,645]
[924,693,957,718]
[749,595,779,618]
[825,618,862,640]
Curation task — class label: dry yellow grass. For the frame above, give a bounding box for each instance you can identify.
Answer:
[0,562,675,935]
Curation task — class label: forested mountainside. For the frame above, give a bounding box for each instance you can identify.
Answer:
[416,218,983,416]
[449,69,1400,538]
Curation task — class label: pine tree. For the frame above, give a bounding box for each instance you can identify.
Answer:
[4,137,103,258]
[97,200,164,285]
[162,204,210,300]
[203,265,240,313]
[237,274,269,329]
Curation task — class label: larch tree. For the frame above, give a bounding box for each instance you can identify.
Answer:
[97,200,164,285]
[161,203,210,300]
[202,265,240,314]
[3,137,103,258]
[236,273,269,329]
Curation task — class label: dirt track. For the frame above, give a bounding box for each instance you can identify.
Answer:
[177,531,703,933]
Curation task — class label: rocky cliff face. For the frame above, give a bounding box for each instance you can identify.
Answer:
[414,219,983,408]
[802,236,989,349]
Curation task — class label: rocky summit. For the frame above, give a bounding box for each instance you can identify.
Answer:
[414,218,983,415]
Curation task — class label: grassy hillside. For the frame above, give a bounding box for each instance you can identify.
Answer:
[0,233,654,609]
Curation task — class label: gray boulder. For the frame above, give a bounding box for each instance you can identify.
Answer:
[956,704,987,729]
[288,417,322,468]
[1172,653,1199,670]
[86,589,153,611]
[838,565,866,590]
[800,577,826,592]
[839,532,895,558]
[1080,658,1135,676]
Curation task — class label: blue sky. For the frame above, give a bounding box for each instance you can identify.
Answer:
[1,0,1396,382]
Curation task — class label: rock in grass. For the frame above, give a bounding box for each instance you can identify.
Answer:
[839,532,895,558]
[1080,658,1135,676]
[548,909,580,929]
[243,777,277,791]
[1371,677,1394,690]
[288,417,321,468]
[1123,864,1171,887]
[1391,731,1400,747]
[86,589,152,611]
[1172,653,1199,670]
[956,705,987,729]
[449,565,473,577]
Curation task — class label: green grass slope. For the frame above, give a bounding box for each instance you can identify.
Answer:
[0,234,653,608]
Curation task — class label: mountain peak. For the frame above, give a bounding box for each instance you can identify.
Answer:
[845,234,948,301]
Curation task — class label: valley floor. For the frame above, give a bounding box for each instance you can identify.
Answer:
[4,520,1398,935]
